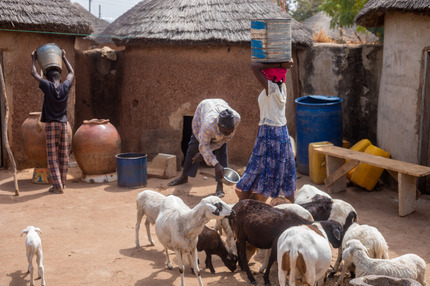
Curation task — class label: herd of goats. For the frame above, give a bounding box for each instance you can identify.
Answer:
[21,184,427,286]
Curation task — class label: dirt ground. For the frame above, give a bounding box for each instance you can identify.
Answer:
[1,160,430,286]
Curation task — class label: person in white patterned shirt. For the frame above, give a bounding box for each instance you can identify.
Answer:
[168,99,240,198]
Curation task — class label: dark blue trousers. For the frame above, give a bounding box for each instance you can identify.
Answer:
[182,135,228,182]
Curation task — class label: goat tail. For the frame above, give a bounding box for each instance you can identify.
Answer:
[280,249,297,286]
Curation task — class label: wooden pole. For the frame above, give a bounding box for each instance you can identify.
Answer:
[0,63,19,196]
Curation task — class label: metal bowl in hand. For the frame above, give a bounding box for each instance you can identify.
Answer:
[222,167,240,186]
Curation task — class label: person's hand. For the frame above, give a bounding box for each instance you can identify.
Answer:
[31,50,36,60]
[192,152,204,164]
[280,59,294,69]
[62,49,67,58]
[215,163,224,179]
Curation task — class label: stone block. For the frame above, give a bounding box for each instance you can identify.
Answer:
[147,153,177,179]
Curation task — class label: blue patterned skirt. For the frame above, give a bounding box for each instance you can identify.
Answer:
[236,125,296,198]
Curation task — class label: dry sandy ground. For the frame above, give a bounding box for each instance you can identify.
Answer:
[1,161,430,286]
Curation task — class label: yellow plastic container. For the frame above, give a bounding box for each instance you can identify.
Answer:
[309,141,333,185]
[350,144,390,191]
[343,140,351,149]
[347,139,372,180]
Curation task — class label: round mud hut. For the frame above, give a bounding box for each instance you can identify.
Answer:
[356,0,430,175]
[108,0,313,167]
[0,0,92,169]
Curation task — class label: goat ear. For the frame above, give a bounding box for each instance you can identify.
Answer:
[342,247,351,260]
[35,228,42,234]
[333,228,341,241]
[21,227,29,236]
[206,204,220,216]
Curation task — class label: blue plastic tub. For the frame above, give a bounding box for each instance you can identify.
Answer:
[116,153,147,187]
[295,95,343,175]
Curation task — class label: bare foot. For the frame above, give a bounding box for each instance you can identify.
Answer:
[167,175,188,186]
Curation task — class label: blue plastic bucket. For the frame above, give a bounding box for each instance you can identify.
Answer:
[295,95,343,175]
[116,153,147,187]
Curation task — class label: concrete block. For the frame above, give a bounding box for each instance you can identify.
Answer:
[147,153,177,179]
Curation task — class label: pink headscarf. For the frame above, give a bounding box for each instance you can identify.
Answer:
[262,68,287,83]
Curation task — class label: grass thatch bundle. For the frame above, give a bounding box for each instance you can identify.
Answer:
[109,0,313,47]
[0,0,93,35]
[356,0,430,27]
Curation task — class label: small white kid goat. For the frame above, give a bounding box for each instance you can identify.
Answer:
[21,226,45,286]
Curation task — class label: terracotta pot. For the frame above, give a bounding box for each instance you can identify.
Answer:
[73,119,121,175]
[21,112,72,168]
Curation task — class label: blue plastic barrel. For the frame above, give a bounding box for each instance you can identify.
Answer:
[116,153,147,187]
[295,95,343,175]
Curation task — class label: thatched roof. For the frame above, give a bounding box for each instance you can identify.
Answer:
[303,11,378,43]
[0,0,93,35]
[356,0,430,27]
[72,2,109,43]
[109,0,313,47]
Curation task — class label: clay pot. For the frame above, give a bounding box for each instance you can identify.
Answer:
[73,119,121,175]
[21,112,72,168]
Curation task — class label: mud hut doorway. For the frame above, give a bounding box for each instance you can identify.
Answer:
[419,50,430,193]
[181,116,193,166]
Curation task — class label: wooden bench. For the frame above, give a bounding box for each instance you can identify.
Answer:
[314,145,430,216]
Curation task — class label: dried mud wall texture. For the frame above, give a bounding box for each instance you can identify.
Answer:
[0,32,76,169]
[74,49,123,130]
[117,44,296,166]
[298,43,383,145]
[377,12,430,164]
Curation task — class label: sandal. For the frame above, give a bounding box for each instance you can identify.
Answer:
[48,187,63,194]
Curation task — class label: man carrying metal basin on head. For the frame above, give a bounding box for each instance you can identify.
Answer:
[31,44,74,194]
[235,18,296,202]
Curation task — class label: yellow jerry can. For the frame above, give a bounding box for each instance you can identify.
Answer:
[309,141,333,185]
[347,139,372,180]
[350,144,390,191]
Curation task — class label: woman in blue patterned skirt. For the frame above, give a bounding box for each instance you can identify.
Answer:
[235,60,296,202]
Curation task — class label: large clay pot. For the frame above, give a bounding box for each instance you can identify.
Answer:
[21,112,72,168]
[73,119,121,175]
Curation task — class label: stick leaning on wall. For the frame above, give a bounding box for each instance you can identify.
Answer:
[0,63,19,196]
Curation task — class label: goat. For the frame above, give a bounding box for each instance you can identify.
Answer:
[196,226,237,273]
[229,199,313,286]
[335,222,389,286]
[155,195,234,286]
[135,189,166,248]
[259,202,314,273]
[294,184,332,205]
[214,203,236,255]
[21,226,45,286]
[277,220,343,286]
[343,239,427,286]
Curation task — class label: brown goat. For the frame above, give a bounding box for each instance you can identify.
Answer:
[229,199,313,286]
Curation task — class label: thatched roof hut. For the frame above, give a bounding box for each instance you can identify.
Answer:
[303,11,378,43]
[100,0,312,167]
[72,2,109,44]
[0,0,93,34]
[356,0,430,27]
[111,0,313,47]
[0,0,92,169]
[354,0,430,190]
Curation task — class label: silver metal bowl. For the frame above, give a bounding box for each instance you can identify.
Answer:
[222,167,240,186]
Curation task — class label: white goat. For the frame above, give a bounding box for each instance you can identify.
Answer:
[21,226,45,286]
[277,220,342,286]
[155,195,234,286]
[259,203,315,273]
[135,189,166,248]
[343,239,427,286]
[294,184,332,205]
[335,222,389,285]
